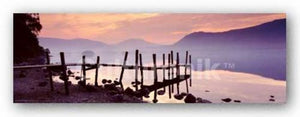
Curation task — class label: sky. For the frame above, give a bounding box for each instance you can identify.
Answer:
[39,13,285,45]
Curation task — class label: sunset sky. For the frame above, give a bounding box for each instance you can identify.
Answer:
[39,13,285,45]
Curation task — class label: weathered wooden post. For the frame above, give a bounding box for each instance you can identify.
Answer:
[185,51,189,93]
[135,50,139,91]
[176,52,180,94]
[139,54,144,89]
[82,56,86,86]
[152,54,158,103]
[189,55,192,87]
[168,54,171,99]
[95,56,100,86]
[171,51,174,93]
[46,51,54,91]
[162,53,166,91]
[60,52,69,95]
[119,51,128,90]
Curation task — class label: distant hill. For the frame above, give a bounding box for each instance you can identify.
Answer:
[112,38,161,50]
[39,37,107,52]
[174,19,286,49]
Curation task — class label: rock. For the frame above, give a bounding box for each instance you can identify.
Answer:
[157,90,165,95]
[205,90,210,92]
[152,99,158,103]
[222,98,232,103]
[174,94,184,100]
[102,79,107,84]
[75,76,81,80]
[68,81,72,85]
[111,94,124,102]
[124,87,134,96]
[140,88,150,96]
[78,81,85,86]
[107,80,112,83]
[38,82,48,87]
[196,97,202,102]
[201,99,212,103]
[234,100,241,103]
[269,99,275,102]
[144,95,150,98]
[270,95,275,98]
[184,94,196,103]
[104,84,116,90]
[180,92,187,96]
[113,80,120,85]
[86,85,97,92]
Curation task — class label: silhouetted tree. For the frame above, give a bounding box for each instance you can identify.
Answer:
[14,13,43,64]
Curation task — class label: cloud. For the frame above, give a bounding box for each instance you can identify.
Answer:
[39,13,285,45]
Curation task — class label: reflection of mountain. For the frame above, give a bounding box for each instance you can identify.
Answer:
[174,19,286,49]
[39,37,107,52]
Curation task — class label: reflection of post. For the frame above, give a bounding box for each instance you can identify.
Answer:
[152,54,158,103]
[139,54,144,89]
[189,55,192,87]
[60,52,69,95]
[46,51,54,91]
[176,52,180,94]
[168,54,171,99]
[119,51,128,91]
[135,50,139,91]
[185,51,189,93]
[95,56,100,86]
[82,56,86,86]
[162,53,165,91]
[171,51,174,93]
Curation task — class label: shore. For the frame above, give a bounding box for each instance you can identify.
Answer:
[13,67,144,103]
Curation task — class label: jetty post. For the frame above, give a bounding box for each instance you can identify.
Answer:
[139,54,144,89]
[152,54,158,103]
[189,55,192,87]
[60,52,69,95]
[185,51,189,93]
[46,51,54,91]
[119,51,128,90]
[94,56,100,86]
[135,50,139,91]
[168,53,171,99]
[176,52,180,94]
[82,56,86,86]
[162,53,166,92]
[171,51,174,93]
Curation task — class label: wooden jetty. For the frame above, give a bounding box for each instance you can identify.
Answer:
[14,49,192,103]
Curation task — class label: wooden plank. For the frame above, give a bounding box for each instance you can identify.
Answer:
[60,52,69,95]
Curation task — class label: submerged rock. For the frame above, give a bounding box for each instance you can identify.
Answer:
[157,90,165,95]
[174,94,184,100]
[102,79,107,84]
[270,95,275,98]
[152,99,158,103]
[113,80,120,85]
[86,85,98,92]
[196,97,212,103]
[180,92,187,96]
[269,99,275,102]
[107,80,112,83]
[234,100,241,103]
[111,94,124,102]
[205,90,210,92]
[184,94,196,103]
[222,98,232,103]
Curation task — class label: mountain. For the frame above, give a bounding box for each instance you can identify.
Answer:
[113,38,160,50]
[174,19,286,49]
[39,37,107,52]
